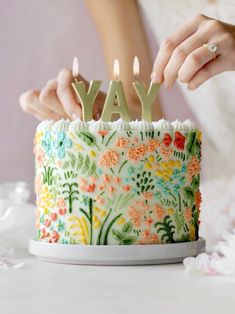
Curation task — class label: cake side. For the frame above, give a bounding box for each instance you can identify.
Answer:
[34,119,202,245]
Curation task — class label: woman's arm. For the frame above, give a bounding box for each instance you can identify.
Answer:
[85,0,162,120]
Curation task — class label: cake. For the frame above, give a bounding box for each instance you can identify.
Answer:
[34,118,201,245]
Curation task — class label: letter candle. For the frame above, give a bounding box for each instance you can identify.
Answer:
[101,59,130,122]
[132,56,160,122]
[72,57,102,121]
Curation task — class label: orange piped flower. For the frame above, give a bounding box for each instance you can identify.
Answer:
[99,150,119,167]
[116,137,129,148]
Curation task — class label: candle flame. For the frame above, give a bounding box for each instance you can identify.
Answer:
[113,59,120,80]
[72,57,79,78]
[133,56,140,78]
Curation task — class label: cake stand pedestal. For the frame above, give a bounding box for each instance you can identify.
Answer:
[29,238,205,265]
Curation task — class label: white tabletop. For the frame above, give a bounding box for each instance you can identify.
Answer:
[1,253,235,314]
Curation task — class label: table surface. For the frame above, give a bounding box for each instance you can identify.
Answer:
[1,253,235,314]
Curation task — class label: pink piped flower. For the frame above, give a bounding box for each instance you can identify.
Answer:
[90,176,97,183]
[103,174,111,183]
[108,186,115,196]
[145,216,153,227]
[58,208,67,215]
[86,183,96,193]
[96,196,105,205]
[35,147,45,168]
[41,228,50,239]
[44,219,51,228]
[49,230,59,243]
[51,213,57,221]
[115,176,122,184]
[143,229,151,239]
[123,185,131,192]
[57,198,65,208]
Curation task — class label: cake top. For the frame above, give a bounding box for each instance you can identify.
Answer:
[37,118,198,133]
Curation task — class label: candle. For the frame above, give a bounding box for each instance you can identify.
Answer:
[132,56,160,122]
[101,59,130,122]
[71,57,102,121]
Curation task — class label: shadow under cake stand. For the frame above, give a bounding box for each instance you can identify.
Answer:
[29,238,205,265]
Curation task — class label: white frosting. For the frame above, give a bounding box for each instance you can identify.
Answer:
[52,119,69,132]
[89,119,110,132]
[112,118,130,130]
[69,118,88,132]
[134,120,154,131]
[37,118,198,133]
[153,119,173,131]
[183,119,197,131]
[171,119,185,131]
[36,120,53,132]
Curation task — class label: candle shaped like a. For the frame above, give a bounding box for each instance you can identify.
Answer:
[101,59,130,122]
[132,56,160,122]
[71,57,102,121]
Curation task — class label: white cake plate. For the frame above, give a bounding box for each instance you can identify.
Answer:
[29,238,205,265]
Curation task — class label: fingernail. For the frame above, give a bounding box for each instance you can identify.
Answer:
[151,72,162,83]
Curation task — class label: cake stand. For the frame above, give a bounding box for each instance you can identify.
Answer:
[29,238,205,265]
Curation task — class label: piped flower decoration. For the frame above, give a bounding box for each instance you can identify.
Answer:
[174,132,185,150]
[42,131,52,157]
[53,131,72,159]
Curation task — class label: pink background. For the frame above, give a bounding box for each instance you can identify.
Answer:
[0,0,191,184]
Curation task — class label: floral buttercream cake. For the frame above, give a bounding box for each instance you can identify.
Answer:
[34,118,202,245]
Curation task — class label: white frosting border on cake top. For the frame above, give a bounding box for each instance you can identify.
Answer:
[36,118,198,132]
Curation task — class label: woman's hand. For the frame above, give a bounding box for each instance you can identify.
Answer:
[151,14,235,90]
[19,68,106,121]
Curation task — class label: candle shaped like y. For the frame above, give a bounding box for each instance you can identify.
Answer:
[101,59,130,122]
[132,56,160,122]
[71,57,102,121]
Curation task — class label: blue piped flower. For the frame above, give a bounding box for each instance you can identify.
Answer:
[128,166,135,176]
[53,131,72,159]
[42,131,52,157]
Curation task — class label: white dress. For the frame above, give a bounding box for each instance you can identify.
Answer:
[138,0,235,247]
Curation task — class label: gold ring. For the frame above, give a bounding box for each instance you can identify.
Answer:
[203,43,218,60]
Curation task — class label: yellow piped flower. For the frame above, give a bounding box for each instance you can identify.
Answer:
[148,155,155,163]
[100,210,107,217]
[90,150,96,157]
[197,131,202,142]
[94,221,101,229]
[35,132,43,145]
[94,207,101,213]
[117,217,125,225]
[167,208,174,215]
[75,144,84,150]
[144,162,152,169]
[92,215,98,222]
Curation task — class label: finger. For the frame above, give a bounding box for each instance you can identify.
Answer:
[39,79,68,117]
[178,44,220,83]
[163,33,205,87]
[187,56,224,90]
[151,14,206,83]
[57,68,82,119]
[20,90,62,121]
